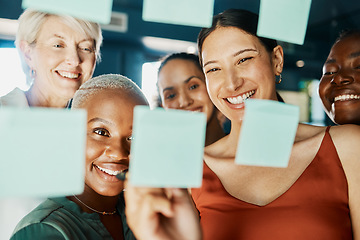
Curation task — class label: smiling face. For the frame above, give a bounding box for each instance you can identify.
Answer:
[24,15,96,101]
[158,58,214,122]
[82,88,147,197]
[201,27,280,122]
[319,34,360,125]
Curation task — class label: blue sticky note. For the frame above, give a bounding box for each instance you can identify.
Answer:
[142,0,214,28]
[129,106,206,187]
[22,0,113,24]
[0,107,86,197]
[235,100,299,168]
[257,0,312,45]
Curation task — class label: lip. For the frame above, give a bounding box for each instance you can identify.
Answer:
[223,90,256,109]
[186,106,203,112]
[56,70,82,81]
[93,163,128,182]
[332,94,360,103]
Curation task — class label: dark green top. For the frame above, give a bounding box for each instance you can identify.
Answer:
[10,193,136,240]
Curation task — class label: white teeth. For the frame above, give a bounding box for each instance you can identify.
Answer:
[334,94,360,102]
[58,71,80,79]
[95,165,121,176]
[227,90,255,104]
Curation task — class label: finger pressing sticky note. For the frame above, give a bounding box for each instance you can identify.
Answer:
[142,0,214,27]
[129,106,206,187]
[257,0,312,45]
[0,107,86,197]
[22,0,113,24]
[235,99,299,168]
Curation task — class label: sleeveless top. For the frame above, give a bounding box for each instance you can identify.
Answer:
[191,127,353,240]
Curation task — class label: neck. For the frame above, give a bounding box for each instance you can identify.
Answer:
[68,186,120,215]
[205,109,227,146]
[25,85,69,108]
[204,120,242,158]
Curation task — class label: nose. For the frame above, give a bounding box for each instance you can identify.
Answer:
[178,92,194,109]
[224,69,244,92]
[331,69,354,86]
[65,47,81,66]
[105,140,130,160]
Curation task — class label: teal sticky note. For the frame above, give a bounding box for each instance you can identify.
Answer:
[142,0,214,27]
[257,0,312,45]
[235,100,299,168]
[129,106,206,187]
[0,107,86,197]
[22,0,113,24]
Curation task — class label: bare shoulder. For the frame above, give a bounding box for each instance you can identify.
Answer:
[329,124,360,140]
[328,124,360,162]
[295,123,326,142]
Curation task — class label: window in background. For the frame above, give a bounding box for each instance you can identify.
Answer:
[141,61,161,109]
[0,48,28,97]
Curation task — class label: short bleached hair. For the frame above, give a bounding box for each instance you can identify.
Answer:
[72,74,149,108]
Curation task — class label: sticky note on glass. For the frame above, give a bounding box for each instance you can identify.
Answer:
[129,106,206,187]
[142,0,214,27]
[22,0,113,24]
[0,107,86,197]
[235,100,299,168]
[257,0,312,45]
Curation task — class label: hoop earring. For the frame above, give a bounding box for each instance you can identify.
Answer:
[276,74,282,84]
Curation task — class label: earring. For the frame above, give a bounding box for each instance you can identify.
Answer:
[276,74,282,84]
[30,69,36,80]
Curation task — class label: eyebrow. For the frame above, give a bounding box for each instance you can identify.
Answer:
[203,48,257,68]
[52,34,91,43]
[162,76,200,93]
[325,51,360,64]
[349,51,360,58]
[88,117,112,126]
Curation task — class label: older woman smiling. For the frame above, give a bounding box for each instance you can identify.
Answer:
[0,9,102,108]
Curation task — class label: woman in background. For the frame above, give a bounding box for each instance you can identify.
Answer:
[0,8,102,107]
[157,52,228,146]
[319,29,360,126]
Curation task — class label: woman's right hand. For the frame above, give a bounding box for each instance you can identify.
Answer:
[124,182,202,240]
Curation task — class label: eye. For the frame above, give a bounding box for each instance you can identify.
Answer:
[206,67,219,74]
[323,71,336,76]
[53,44,63,48]
[126,136,133,141]
[94,128,110,137]
[165,93,176,100]
[237,57,253,64]
[189,84,199,90]
[80,47,94,53]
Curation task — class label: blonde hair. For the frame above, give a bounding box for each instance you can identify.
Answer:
[16,9,102,60]
[72,74,148,108]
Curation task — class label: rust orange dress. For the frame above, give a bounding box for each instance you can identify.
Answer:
[191,127,353,240]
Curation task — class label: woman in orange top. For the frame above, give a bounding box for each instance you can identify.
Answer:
[125,9,360,240]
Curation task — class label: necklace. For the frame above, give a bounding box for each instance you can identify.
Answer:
[73,195,117,215]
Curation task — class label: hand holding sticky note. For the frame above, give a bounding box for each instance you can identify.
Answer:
[129,106,206,188]
[235,99,299,168]
[0,107,86,197]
